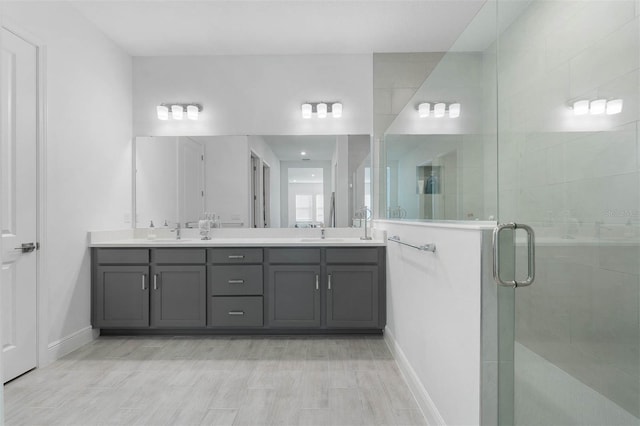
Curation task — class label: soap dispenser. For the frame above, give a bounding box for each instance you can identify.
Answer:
[147,220,156,240]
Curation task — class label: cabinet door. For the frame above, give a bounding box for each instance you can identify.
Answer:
[268,265,321,327]
[151,265,206,327]
[95,266,149,328]
[326,265,379,328]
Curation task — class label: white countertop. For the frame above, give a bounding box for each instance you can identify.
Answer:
[88,228,386,248]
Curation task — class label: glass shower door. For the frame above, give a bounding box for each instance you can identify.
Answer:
[496,1,640,424]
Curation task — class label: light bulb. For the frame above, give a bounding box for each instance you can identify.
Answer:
[449,103,461,118]
[606,99,623,115]
[157,105,169,120]
[171,105,184,120]
[301,103,312,119]
[317,103,327,119]
[418,103,430,118]
[187,105,199,120]
[332,103,342,118]
[590,99,606,115]
[573,100,589,116]
[434,103,446,118]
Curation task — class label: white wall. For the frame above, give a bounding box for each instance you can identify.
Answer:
[133,55,373,137]
[0,3,133,362]
[375,220,492,426]
[203,136,249,226]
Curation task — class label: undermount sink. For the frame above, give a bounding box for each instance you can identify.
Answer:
[299,238,345,242]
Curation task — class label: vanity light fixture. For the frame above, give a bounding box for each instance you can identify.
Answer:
[572,100,590,116]
[171,105,184,120]
[300,102,343,119]
[572,98,623,116]
[157,105,169,120]
[301,103,313,119]
[317,103,328,119]
[156,103,203,120]
[606,99,623,115]
[186,105,199,120]
[590,99,606,115]
[417,102,460,118]
[449,103,461,118]
[332,102,343,118]
[418,103,430,118]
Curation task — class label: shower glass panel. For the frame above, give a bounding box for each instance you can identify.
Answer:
[496,1,640,424]
[378,1,498,222]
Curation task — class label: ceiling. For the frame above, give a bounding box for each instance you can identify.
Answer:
[262,135,338,161]
[68,1,487,56]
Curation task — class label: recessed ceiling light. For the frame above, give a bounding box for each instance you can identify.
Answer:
[311,174,315,177]
[300,151,306,156]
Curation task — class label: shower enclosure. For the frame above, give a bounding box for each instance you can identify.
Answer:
[379,0,640,423]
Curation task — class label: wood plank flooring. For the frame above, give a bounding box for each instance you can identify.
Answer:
[4,336,426,426]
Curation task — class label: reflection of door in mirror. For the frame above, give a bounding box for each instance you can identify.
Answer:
[262,164,271,227]
[250,153,259,228]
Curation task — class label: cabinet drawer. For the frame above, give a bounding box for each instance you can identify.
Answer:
[210,265,263,296]
[326,248,379,264]
[95,249,149,264]
[268,248,320,264]
[210,296,263,327]
[208,248,263,264]
[153,249,206,264]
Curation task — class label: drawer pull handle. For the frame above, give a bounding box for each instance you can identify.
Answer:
[153,274,158,290]
[328,274,332,290]
[228,311,245,316]
[315,275,319,290]
[228,279,244,284]
[228,255,245,259]
[141,275,146,290]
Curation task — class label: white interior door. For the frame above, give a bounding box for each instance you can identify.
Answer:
[1,28,38,382]
[178,137,204,225]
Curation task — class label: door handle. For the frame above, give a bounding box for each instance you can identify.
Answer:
[15,242,36,253]
[141,274,146,291]
[493,223,535,288]
[153,274,158,290]
[315,275,319,290]
[328,274,332,290]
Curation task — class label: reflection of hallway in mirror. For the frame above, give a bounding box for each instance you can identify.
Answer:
[288,168,325,228]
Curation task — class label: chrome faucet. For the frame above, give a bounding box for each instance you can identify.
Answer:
[321,228,326,239]
[171,222,182,240]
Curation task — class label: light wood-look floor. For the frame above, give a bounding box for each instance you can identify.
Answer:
[4,336,426,426]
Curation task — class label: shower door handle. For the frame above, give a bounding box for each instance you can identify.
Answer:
[493,222,535,288]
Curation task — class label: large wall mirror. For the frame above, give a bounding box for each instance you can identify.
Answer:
[134,135,371,228]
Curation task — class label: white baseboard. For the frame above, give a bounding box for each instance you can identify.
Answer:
[384,327,446,426]
[46,326,98,363]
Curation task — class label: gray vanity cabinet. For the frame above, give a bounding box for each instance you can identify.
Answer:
[94,265,150,328]
[151,265,206,327]
[268,265,321,327]
[326,265,379,328]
